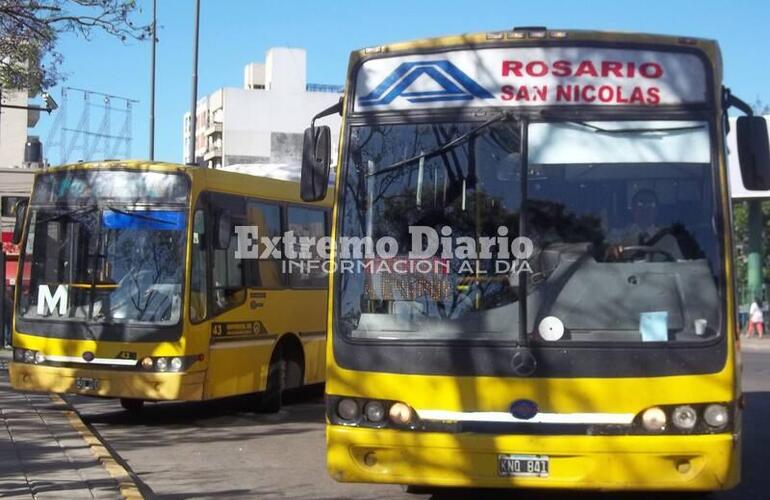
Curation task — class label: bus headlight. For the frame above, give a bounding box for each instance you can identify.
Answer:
[364,401,385,423]
[169,357,183,372]
[672,405,697,430]
[140,357,154,370]
[34,351,46,364]
[641,407,667,432]
[23,350,35,364]
[703,404,729,428]
[155,357,168,372]
[337,398,359,420]
[388,402,413,425]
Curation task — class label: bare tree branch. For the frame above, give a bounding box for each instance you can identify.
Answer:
[0,0,149,92]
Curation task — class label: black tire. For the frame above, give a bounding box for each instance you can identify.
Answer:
[259,340,304,413]
[259,348,285,413]
[403,485,433,495]
[120,398,144,413]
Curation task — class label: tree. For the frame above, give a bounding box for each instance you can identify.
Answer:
[752,97,770,116]
[732,98,770,303]
[0,0,149,93]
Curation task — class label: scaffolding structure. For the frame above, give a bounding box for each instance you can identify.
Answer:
[46,87,138,165]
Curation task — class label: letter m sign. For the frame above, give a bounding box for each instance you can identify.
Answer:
[37,285,69,316]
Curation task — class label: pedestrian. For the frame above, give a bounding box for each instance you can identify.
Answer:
[747,297,765,339]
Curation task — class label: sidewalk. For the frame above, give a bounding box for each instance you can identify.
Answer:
[741,336,770,352]
[0,350,124,499]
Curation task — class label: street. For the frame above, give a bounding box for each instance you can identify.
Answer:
[52,343,770,500]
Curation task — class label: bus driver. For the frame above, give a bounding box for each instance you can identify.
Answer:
[606,189,683,261]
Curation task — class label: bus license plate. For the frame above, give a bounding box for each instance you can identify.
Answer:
[75,377,99,391]
[498,454,549,477]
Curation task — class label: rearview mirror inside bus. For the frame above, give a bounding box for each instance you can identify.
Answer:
[300,125,331,202]
[12,198,28,245]
[215,212,232,250]
[737,116,770,190]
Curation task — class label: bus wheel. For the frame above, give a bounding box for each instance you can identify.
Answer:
[120,398,144,413]
[403,485,433,494]
[260,350,286,413]
[260,339,304,413]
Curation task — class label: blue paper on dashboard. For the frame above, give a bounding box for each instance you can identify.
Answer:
[640,311,668,342]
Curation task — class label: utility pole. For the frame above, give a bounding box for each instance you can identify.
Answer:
[149,0,157,161]
[747,200,764,303]
[187,0,201,166]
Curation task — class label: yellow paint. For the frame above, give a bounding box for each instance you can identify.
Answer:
[12,362,205,400]
[327,427,739,490]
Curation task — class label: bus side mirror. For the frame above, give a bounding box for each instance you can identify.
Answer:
[300,126,331,202]
[12,199,28,245]
[737,116,770,190]
[214,212,232,250]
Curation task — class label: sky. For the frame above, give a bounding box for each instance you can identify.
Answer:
[32,0,770,165]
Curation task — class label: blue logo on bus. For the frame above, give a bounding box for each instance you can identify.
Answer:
[510,399,538,420]
[359,60,494,107]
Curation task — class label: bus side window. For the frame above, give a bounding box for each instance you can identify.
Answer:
[245,200,283,288]
[287,206,328,289]
[189,200,208,323]
[210,193,246,315]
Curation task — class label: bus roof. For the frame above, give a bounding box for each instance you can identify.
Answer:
[352,28,719,59]
[35,160,334,206]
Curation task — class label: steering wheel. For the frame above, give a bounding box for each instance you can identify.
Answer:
[618,245,676,262]
[641,227,674,246]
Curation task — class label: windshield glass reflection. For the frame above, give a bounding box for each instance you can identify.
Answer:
[337,120,721,343]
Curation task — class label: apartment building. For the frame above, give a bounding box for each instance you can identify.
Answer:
[183,48,343,168]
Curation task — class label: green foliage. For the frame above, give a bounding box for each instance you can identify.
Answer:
[732,98,770,303]
[732,199,770,302]
[0,0,149,93]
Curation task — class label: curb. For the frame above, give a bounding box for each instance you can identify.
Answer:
[50,394,144,500]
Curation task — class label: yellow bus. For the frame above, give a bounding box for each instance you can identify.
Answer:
[299,29,770,491]
[7,160,332,412]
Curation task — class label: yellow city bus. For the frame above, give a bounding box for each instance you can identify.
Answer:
[299,29,770,491]
[8,160,332,412]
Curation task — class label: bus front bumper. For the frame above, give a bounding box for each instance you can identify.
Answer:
[327,426,740,491]
[9,362,205,401]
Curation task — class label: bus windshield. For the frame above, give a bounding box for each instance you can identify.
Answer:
[338,118,721,343]
[16,171,188,327]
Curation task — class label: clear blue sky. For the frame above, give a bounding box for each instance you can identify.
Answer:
[35,0,770,164]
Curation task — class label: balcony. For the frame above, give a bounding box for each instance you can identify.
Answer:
[203,147,222,162]
[205,122,223,136]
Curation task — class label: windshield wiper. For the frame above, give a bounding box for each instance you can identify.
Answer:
[36,205,98,225]
[106,206,179,226]
[564,121,705,135]
[367,111,516,177]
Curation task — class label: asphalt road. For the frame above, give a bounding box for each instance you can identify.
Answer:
[65,345,770,500]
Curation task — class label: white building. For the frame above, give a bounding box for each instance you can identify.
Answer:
[0,88,40,168]
[183,48,343,169]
